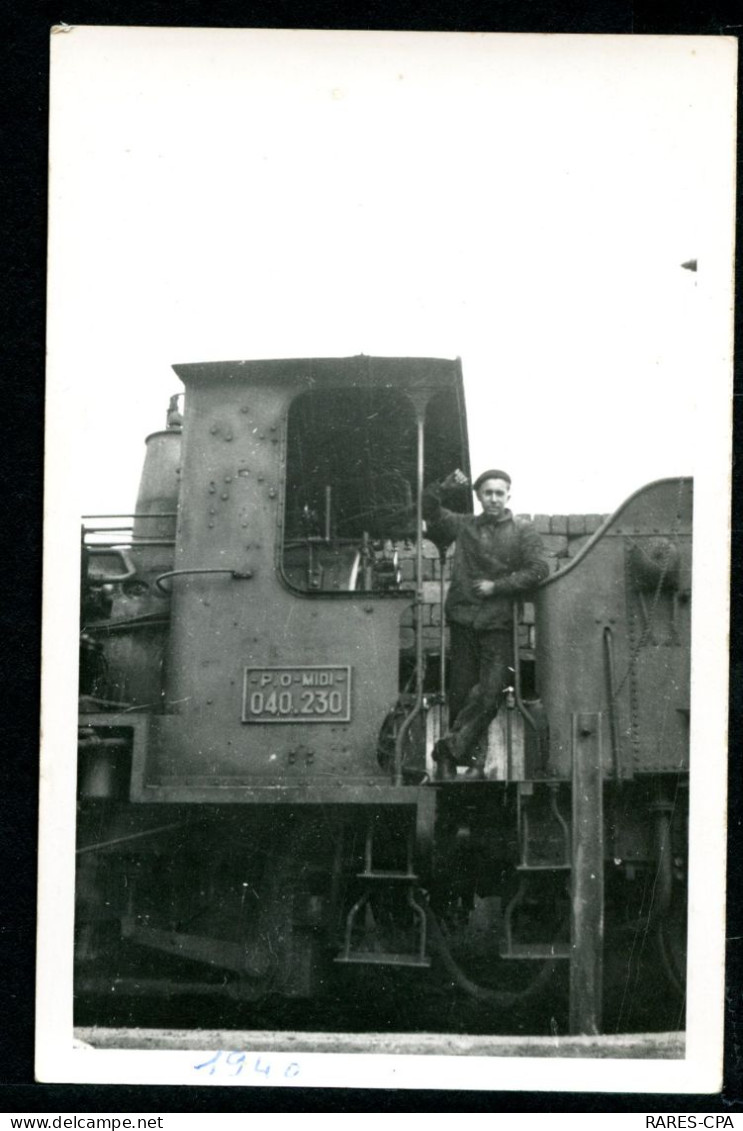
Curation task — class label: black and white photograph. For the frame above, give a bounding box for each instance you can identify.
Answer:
[38,27,736,1093]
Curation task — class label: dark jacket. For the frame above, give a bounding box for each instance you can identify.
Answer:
[423,483,549,631]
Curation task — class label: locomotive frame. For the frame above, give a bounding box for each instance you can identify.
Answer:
[70,354,695,1046]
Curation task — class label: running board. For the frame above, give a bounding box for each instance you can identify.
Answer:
[334,952,431,969]
[500,942,571,960]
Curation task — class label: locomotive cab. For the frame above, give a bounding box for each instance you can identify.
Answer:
[75,357,691,1040]
[133,355,470,794]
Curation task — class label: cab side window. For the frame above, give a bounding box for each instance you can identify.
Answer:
[282,387,417,592]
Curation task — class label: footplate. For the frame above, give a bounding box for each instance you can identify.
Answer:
[335,951,431,969]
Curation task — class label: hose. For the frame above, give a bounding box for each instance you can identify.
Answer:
[425,904,558,1009]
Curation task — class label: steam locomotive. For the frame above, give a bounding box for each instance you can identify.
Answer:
[76,356,691,1036]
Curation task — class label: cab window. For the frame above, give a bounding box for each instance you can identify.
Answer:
[282,386,417,592]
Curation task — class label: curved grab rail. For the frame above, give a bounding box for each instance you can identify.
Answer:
[538,477,691,589]
[154,567,253,594]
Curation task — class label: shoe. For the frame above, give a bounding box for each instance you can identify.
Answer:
[432,738,459,782]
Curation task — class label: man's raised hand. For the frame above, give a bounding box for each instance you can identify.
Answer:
[441,468,469,491]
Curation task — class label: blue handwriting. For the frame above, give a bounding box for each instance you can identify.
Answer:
[194,1051,300,1080]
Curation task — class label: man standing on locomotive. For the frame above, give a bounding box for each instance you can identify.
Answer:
[423,468,549,781]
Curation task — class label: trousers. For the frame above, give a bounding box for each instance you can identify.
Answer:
[445,624,513,765]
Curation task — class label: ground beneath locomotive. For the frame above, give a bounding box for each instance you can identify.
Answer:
[74,945,683,1039]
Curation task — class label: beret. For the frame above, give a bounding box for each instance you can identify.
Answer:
[473,469,511,492]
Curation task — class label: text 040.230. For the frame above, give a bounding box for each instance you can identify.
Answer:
[242,665,352,723]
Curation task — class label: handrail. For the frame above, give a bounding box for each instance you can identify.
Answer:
[393,411,426,786]
[82,512,178,521]
[155,567,253,594]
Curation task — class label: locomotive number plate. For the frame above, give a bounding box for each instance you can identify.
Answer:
[242,665,352,724]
